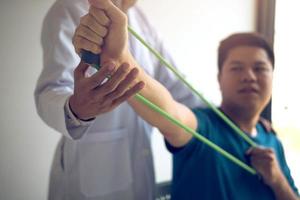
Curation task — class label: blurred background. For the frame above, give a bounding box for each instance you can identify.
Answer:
[0,0,299,199]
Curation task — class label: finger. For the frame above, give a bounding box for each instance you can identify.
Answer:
[97,63,131,95]
[88,0,126,25]
[250,151,273,164]
[89,7,110,27]
[250,158,268,174]
[246,146,268,155]
[76,24,104,45]
[112,81,145,106]
[89,0,116,10]
[251,155,272,164]
[88,62,116,89]
[104,67,140,99]
[251,160,265,179]
[80,14,108,37]
[74,61,90,81]
[250,148,273,159]
[96,81,144,116]
[73,35,101,54]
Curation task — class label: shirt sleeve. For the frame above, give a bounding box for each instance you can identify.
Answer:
[165,108,211,155]
[34,1,92,140]
[64,97,94,139]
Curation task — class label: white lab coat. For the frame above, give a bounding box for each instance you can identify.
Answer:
[35,0,202,199]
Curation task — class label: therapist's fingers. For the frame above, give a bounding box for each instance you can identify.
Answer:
[95,63,131,94]
[70,61,142,119]
[96,68,144,111]
[88,62,116,89]
[92,81,144,114]
[98,66,141,106]
[104,66,140,99]
[74,61,90,81]
[110,81,145,108]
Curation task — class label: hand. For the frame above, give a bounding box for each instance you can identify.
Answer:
[73,0,129,65]
[69,61,145,120]
[246,146,285,187]
[72,8,109,55]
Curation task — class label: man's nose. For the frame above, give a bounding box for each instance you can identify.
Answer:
[242,69,257,82]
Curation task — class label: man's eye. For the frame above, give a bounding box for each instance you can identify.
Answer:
[254,62,271,72]
[231,66,242,71]
[255,66,268,72]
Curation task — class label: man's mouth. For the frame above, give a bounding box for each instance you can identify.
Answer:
[238,87,259,94]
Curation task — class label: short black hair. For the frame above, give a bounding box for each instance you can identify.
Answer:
[218,33,275,71]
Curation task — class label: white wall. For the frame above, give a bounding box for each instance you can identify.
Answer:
[0,0,255,199]
[273,0,300,189]
[0,1,58,200]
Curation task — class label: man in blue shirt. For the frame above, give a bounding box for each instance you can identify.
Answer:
[164,33,299,200]
[73,0,299,199]
[167,108,299,199]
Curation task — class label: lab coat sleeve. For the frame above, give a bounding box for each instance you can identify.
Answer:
[34,1,91,140]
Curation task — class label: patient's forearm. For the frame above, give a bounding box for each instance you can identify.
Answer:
[125,54,196,147]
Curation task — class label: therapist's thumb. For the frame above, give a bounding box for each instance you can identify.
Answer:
[88,0,126,25]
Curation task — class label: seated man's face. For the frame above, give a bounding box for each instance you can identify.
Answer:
[218,46,273,113]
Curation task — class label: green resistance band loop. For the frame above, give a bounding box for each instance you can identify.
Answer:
[90,63,256,174]
[135,93,256,175]
[128,26,257,147]
[88,27,257,174]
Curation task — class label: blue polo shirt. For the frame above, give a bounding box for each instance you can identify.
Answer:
[166,108,299,200]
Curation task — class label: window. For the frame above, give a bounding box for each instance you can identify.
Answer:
[273,0,300,189]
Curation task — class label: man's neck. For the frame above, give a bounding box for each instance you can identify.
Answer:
[220,104,260,137]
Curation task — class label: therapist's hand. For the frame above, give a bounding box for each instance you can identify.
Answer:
[69,61,144,120]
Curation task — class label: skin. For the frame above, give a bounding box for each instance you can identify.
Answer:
[70,0,142,120]
[113,0,137,12]
[218,46,273,135]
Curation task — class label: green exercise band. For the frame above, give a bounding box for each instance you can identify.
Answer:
[135,93,256,175]
[87,26,258,175]
[128,26,257,147]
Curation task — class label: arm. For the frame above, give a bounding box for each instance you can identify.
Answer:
[247,147,299,200]
[35,1,140,139]
[34,1,86,139]
[127,7,202,109]
[125,55,197,147]
[76,0,197,147]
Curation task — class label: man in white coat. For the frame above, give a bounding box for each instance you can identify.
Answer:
[35,0,202,199]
